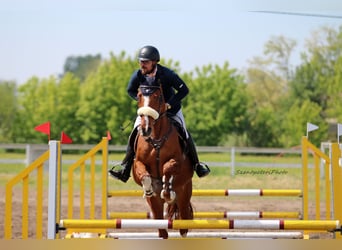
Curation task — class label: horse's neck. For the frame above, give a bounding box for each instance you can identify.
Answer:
[152,116,170,139]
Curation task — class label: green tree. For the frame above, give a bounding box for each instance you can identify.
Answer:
[54,73,81,142]
[184,63,248,146]
[245,36,297,146]
[76,51,137,144]
[12,77,59,142]
[288,26,342,141]
[326,56,342,123]
[280,100,325,147]
[263,35,297,81]
[0,81,17,142]
[11,74,81,143]
[63,54,102,82]
[8,25,342,146]
[245,106,280,147]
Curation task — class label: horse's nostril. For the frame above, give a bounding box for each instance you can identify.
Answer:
[141,127,152,137]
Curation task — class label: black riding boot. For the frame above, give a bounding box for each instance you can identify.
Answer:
[186,132,210,178]
[108,128,137,183]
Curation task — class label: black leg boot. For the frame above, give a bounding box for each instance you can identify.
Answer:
[108,146,134,183]
[108,128,137,183]
[186,132,210,178]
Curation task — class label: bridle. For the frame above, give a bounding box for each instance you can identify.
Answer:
[137,85,168,128]
[138,85,174,177]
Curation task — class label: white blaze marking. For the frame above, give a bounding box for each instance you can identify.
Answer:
[144,96,150,130]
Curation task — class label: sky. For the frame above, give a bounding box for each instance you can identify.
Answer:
[1,0,342,84]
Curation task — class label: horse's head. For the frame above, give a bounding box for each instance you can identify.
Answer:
[137,85,167,137]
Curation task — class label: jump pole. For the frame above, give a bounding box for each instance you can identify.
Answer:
[58,219,341,231]
[108,211,301,219]
[106,231,303,239]
[107,189,302,197]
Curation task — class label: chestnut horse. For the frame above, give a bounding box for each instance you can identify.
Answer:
[132,85,194,239]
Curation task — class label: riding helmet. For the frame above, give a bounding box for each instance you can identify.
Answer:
[138,45,160,62]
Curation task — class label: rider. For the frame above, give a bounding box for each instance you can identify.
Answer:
[109,45,210,183]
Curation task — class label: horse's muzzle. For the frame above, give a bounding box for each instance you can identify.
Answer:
[140,126,152,137]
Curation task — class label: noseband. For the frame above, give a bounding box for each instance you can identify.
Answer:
[137,85,166,123]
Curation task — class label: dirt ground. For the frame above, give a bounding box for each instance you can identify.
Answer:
[0,187,335,239]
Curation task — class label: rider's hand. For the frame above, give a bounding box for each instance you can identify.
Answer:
[166,103,171,110]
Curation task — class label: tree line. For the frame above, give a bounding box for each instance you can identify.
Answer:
[1,26,342,147]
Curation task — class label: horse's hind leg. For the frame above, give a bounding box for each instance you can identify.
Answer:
[146,196,168,239]
[177,181,194,237]
[178,205,193,237]
[142,178,168,239]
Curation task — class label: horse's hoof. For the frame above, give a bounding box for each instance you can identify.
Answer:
[159,230,168,239]
[180,229,188,238]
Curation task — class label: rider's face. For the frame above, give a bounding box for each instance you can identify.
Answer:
[139,60,155,75]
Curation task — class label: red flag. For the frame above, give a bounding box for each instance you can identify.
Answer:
[60,131,73,144]
[34,121,51,139]
[107,130,112,141]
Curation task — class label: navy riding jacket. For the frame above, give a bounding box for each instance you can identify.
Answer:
[127,64,189,115]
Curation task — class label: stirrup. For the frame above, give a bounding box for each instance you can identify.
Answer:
[195,162,210,178]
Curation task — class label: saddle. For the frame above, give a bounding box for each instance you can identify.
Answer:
[168,118,187,153]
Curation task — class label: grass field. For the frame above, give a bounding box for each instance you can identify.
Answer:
[0,150,316,193]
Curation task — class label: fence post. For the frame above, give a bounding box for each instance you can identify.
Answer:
[25,144,31,165]
[231,147,235,176]
[47,140,61,239]
[331,143,342,239]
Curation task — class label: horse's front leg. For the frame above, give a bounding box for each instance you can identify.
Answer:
[134,160,154,197]
[160,159,179,203]
[160,175,176,203]
[146,195,168,239]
